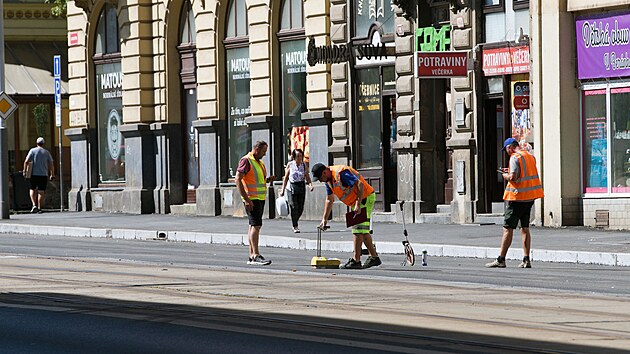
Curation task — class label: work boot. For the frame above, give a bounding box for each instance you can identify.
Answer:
[341,258,362,269]
[363,256,382,269]
[518,257,532,268]
[485,257,506,268]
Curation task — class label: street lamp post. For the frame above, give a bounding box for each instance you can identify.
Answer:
[0,0,9,219]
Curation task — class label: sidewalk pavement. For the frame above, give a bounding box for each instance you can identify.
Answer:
[1,211,630,266]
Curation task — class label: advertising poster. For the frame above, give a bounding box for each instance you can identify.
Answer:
[96,62,125,183]
[281,40,308,163]
[227,47,251,177]
[510,77,532,150]
[355,0,395,35]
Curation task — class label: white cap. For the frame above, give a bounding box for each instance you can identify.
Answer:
[36,137,45,144]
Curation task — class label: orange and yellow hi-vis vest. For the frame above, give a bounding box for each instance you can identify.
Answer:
[503,150,544,201]
[328,165,375,207]
[242,152,267,201]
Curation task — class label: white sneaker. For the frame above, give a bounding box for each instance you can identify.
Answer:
[247,255,271,266]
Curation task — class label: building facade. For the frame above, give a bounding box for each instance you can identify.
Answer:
[66,0,546,226]
[532,0,630,230]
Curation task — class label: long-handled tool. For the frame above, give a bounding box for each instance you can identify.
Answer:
[311,226,341,269]
[399,201,416,266]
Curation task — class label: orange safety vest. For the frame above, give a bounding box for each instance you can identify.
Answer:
[242,152,267,201]
[327,165,375,207]
[503,150,544,201]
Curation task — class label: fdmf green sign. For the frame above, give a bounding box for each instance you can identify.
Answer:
[416,25,451,52]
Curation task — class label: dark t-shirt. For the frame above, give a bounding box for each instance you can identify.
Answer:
[237,156,251,174]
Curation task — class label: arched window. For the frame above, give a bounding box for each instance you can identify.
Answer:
[179,0,196,44]
[353,0,395,38]
[93,4,124,183]
[278,0,306,165]
[224,0,250,177]
[178,0,199,196]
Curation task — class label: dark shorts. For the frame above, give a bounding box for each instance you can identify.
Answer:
[503,201,535,229]
[245,199,265,226]
[29,175,48,191]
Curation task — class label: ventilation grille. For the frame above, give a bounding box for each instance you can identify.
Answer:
[595,210,609,228]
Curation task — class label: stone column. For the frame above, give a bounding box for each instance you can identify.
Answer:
[119,124,155,213]
[64,128,93,211]
[448,2,477,224]
[302,111,345,220]
[192,119,224,216]
[245,115,277,218]
[329,0,350,165]
[393,6,423,222]
[150,123,183,214]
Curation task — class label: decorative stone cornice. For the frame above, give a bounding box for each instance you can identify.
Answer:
[4,4,62,20]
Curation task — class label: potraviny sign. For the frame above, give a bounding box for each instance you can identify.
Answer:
[482,45,530,76]
[417,51,468,78]
[414,25,468,78]
[576,12,630,79]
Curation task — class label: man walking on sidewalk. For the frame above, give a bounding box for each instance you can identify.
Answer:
[236,141,274,266]
[312,163,381,269]
[23,137,54,214]
[486,138,544,268]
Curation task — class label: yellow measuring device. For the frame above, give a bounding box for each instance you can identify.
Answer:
[311,226,341,269]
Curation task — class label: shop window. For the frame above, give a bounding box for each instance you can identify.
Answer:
[278,0,307,165]
[582,86,630,195]
[354,0,395,38]
[356,67,381,169]
[93,4,124,184]
[225,0,250,177]
[582,89,607,194]
[611,88,630,193]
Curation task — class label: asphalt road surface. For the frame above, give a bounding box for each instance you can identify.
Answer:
[0,233,629,295]
[1,233,630,353]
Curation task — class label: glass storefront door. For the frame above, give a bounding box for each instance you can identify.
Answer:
[355,66,397,211]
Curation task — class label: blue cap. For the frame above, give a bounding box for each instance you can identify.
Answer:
[502,137,518,151]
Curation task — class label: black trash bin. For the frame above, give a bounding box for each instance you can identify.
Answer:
[11,172,32,211]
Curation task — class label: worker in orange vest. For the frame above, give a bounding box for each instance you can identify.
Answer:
[236,140,275,266]
[486,138,544,269]
[311,163,381,269]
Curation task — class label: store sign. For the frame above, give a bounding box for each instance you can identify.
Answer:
[416,25,451,52]
[513,96,529,110]
[306,35,394,66]
[417,51,468,78]
[576,13,630,79]
[482,45,530,76]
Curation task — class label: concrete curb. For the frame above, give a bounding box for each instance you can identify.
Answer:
[1,223,629,267]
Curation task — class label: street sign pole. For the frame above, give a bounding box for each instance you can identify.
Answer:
[54,55,63,212]
[0,0,8,219]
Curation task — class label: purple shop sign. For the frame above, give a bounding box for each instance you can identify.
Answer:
[576,12,630,79]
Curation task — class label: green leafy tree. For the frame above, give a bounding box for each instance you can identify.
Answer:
[45,0,67,17]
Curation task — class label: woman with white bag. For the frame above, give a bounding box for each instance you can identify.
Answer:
[280,149,313,233]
